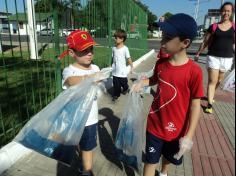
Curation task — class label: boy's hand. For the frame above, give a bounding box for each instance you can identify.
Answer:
[131,81,144,93]
[93,67,113,82]
[174,136,193,160]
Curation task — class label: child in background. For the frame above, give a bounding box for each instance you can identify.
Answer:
[59,30,100,176]
[131,14,204,176]
[112,29,133,101]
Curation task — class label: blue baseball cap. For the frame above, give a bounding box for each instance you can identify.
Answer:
[155,13,198,40]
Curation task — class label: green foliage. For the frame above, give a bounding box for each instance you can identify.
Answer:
[134,1,157,26]
[163,12,173,20]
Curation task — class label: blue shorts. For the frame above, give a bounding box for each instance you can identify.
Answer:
[145,132,183,165]
[79,123,98,151]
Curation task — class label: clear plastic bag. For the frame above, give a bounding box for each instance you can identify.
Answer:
[131,70,154,94]
[115,92,145,174]
[14,77,98,165]
[221,69,235,93]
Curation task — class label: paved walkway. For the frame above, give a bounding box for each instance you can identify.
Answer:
[1,53,235,176]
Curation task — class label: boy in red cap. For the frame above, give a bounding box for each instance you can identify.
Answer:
[131,14,204,176]
[59,30,99,176]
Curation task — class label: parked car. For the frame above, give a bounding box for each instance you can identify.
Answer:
[38,28,54,36]
[152,30,162,38]
[60,29,76,36]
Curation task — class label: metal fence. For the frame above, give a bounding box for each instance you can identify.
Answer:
[0,0,148,146]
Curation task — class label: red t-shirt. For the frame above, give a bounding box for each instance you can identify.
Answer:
[148,58,204,141]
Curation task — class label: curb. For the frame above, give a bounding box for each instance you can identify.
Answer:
[0,142,32,174]
[126,49,156,72]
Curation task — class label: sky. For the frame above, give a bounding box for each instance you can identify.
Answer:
[140,0,235,25]
[0,0,235,25]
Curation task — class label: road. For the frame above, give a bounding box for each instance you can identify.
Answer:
[1,34,206,55]
[147,39,207,55]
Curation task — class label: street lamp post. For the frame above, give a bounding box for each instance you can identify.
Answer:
[195,0,200,22]
[221,0,224,5]
[189,0,212,24]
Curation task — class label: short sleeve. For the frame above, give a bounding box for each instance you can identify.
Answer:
[112,47,114,58]
[125,47,131,59]
[62,67,73,89]
[189,65,204,99]
[92,64,100,72]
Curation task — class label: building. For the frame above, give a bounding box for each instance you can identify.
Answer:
[0,12,12,32]
[204,9,221,29]
[7,13,53,35]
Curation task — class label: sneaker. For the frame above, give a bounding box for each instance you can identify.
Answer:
[112,96,118,102]
[155,171,168,176]
[204,107,213,114]
[194,56,199,62]
[121,89,130,95]
[79,171,94,176]
[155,170,160,176]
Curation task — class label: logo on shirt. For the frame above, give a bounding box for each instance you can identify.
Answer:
[148,147,156,153]
[165,122,177,132]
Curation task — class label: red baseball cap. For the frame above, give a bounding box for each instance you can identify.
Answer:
[58,30,96,59]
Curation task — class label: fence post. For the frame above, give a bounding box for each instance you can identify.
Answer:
[27,0,38,60]
[52,0,62,95]
[108,0,113,65]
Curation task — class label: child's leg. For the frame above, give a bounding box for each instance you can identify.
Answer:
[143,163,158,176]
[79,124,98,173]
[161,140,184,175]
[144,132,164,176]
[160,157,171,175]
[120,77,129,92]
[81,150,93,172]
[113,76,121,97]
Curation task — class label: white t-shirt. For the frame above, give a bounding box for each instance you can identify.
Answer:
[62,64,100,126]
[112,45,131,78]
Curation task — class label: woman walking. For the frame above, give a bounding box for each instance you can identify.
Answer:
[195,2,235,114]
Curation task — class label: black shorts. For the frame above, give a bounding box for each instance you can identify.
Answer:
[79,123,98,151]
[145,132,183,165]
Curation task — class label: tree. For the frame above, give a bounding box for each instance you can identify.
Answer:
[35,0,52,12]
[163,12,173,20]
[134,1,157,30]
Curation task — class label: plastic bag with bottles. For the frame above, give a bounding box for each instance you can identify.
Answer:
[14,68,112,166]
[115,92,145,174]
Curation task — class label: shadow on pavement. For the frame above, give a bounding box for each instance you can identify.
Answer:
[98,107,135,176]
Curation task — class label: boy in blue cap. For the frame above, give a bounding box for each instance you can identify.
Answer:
[132,13,204,176]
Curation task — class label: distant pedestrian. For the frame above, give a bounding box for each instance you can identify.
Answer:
[111,29,133,101]
[131,13,204,176]
[59,30,101,176]
[195,2,235,114]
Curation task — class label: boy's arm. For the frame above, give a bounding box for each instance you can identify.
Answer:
[196,32,211,57]
[186,98,201,139]
[65,75,88,86]
[127,58,133,73]
[173,98,201,160]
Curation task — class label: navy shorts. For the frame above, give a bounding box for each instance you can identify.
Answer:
[79,123,98,151]
[145,132,183,165]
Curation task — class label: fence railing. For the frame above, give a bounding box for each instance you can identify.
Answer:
[0,0,148,146]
